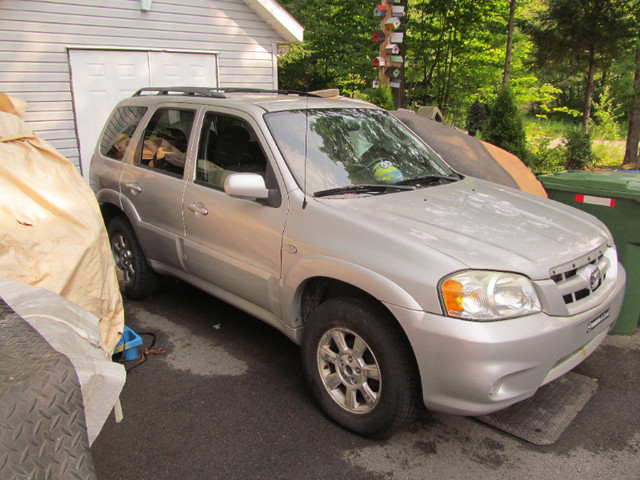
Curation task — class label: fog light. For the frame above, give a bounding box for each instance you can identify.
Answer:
[489,379,503,397]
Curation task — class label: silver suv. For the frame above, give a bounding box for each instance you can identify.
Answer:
[90,87,626,438]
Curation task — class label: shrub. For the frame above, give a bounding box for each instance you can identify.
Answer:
[485,86,528,162]
[367,84,396,110]
[565,128,596,170]
[465,100,490,137]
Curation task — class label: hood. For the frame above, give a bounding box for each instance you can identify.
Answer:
[317,177,610,280]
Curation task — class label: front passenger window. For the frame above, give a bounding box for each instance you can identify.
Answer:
[140,108,195,177]
[196,113,267,188]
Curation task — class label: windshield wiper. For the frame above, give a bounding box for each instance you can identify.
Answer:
[396,173,461,187]
[314,184,415,198]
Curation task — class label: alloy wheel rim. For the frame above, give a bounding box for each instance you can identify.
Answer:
[111,233,135,284]
[317,327,381,414]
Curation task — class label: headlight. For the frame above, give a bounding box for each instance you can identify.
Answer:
[440,270,541,321]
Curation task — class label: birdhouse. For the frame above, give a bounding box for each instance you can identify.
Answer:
[372,30,386,44]
[373,5,387,17]
[390,31,404,43]
[385,44,400,55]
[392,5,405,15]
[390,55,403,64]
[385,17,401,30]
[385,66,401,79]
[372,79,380,89]
[372,56,386,67]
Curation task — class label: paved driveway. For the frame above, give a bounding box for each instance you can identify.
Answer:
[91,281,640,480]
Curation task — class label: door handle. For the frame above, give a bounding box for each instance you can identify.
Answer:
[188,202,208,216]
[125,182,142,194]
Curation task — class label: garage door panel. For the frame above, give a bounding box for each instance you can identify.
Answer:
[69,49,217,180]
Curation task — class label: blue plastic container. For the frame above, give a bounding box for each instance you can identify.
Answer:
[114,326,143,360]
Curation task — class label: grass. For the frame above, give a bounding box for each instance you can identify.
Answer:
[523,116,628,174]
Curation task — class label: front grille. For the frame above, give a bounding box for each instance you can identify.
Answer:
[550,245,610,306]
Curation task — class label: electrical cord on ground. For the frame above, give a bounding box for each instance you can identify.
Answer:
[115,332,166,373]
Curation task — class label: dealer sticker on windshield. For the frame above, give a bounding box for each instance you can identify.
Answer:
[587,308,610,333]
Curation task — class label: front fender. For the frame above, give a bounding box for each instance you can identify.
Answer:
[281,254,425,338]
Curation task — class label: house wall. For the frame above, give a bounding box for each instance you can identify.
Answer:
[0,0,287,169]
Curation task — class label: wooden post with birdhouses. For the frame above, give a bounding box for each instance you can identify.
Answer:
[372,0,406,108]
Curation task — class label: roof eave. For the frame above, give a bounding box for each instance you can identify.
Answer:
[242,0,304,43]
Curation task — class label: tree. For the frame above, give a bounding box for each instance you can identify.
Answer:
[466,99,490,136]
[405,0,509,116]
[503,0,517,85]
[277,0,379,94]
[528,0,634,132]
[485,86,528,160]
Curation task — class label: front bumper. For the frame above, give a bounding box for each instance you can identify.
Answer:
[390,262,626,416]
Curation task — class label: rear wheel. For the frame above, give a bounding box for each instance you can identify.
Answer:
[302,296,422,438]
[107,216,160,299]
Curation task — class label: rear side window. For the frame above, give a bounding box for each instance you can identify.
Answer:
[139,108,195,177]
[100,106,147,160]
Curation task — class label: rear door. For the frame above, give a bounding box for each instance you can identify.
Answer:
[182,108,288,316]
[120,105,197,268]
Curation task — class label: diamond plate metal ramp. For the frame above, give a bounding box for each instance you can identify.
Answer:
[475,371,598,445]
[0,299,97,480]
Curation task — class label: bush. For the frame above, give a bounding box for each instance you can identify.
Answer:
[367,84,396,110]
[465,100,490,137]
[485,86,528,161]
[565,128,596,170]
[527,136,567,175]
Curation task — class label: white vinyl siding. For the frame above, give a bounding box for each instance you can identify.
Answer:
[0,0,289,171]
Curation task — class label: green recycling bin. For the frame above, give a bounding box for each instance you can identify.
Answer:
[538,170,640,334]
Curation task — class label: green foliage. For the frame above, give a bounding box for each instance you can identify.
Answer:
[485,86,528,161]
[592,85,622,140]
[405,0,509,120]
[524,0,635,129]
[366,84,396,110]
[277,0,378,93]
[465,100,490,136]
[565,128,596,170]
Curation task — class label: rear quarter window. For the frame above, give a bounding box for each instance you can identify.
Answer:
[99,106,148,160]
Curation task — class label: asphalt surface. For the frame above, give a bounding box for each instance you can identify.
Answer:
[91,280,640,480]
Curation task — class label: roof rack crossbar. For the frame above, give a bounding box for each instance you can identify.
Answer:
[218,88,322,98]
[133,87,226,98]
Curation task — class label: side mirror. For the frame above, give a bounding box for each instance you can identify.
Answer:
[224,173,280,207]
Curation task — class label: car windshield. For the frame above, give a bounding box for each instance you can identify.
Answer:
[264,108,456,195]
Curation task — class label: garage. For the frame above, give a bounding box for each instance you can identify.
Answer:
[0,0,303,178]
[69,48,218,175]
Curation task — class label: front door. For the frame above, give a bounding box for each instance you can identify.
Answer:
[182,109,288,318]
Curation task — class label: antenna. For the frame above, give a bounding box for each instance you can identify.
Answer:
[302,94,309,209]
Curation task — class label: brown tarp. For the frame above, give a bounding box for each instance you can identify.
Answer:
[391,109,547,197]
[0,93,124,353]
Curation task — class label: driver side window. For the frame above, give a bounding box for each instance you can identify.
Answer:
[196,112,267,189]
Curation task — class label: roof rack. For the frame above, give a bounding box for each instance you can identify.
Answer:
[220,88,322,98]
[132,87,321,99]
[133,87,226,98]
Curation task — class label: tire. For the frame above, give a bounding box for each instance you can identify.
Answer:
[301,296,422,438]
[107,216,161,300]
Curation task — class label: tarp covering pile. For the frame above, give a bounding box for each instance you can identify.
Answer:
[0,92,124,354]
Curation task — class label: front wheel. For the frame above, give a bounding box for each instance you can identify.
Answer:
[107,216,160,300]
[301,296,422,438]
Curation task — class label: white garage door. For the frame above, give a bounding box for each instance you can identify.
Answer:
[69,49,218,179]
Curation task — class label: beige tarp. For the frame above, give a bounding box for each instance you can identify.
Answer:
[0,93,124,354]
